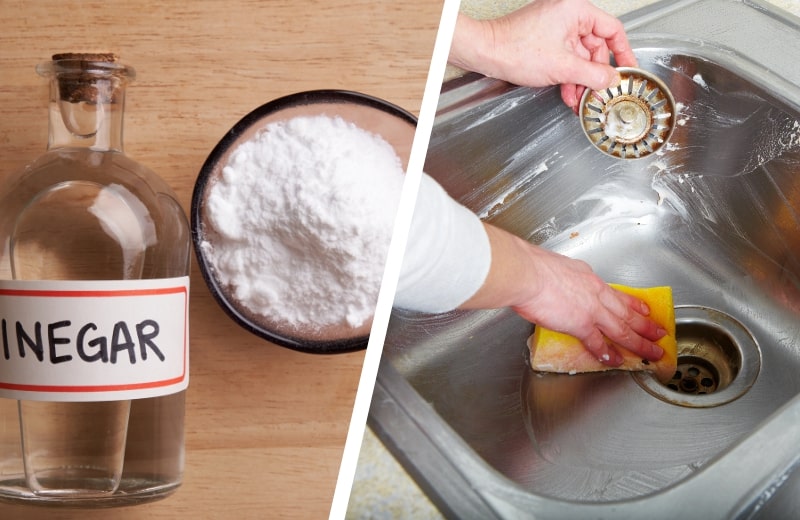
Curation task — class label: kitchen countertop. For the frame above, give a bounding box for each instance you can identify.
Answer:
[0,1,440,519]
[347,0,800,518]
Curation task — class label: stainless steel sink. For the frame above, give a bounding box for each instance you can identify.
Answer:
[369,1,800,518]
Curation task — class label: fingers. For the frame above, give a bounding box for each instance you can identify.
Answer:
[576,286,666,366]
[585,3,638,68]
[602,316,665,362]
[580,328,623,367]
[598,291,666,362]
[560,4,636,112]
[560,52,621,92]
[603,28,638,68]
[584,322,664,367]
[570,308,665,368]
[581,33,610,65]
[560,84,580,113]
[614,291,668,342]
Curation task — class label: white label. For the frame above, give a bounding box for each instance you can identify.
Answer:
[0,277,189,402]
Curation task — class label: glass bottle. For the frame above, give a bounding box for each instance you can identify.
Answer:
[0,53,190,506]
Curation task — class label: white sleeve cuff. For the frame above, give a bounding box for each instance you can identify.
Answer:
[393,173,491,313]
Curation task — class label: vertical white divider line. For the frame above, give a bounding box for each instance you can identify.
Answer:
[327,0,462,518]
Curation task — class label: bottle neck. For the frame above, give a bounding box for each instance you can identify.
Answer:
[47,78,126,152]
[39,54,134,153]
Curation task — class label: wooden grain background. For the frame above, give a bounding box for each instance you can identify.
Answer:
[0,1,442,518]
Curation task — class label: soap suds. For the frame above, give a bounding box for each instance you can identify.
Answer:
[692,73,708,90]
[481,158,550,218]
[202,114,405,330]
[675,101,691,127]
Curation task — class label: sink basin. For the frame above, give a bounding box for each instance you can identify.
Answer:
[369,1,800,518]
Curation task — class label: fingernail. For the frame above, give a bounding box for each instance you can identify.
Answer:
[656,327,668,338]
[600,351,623,366]
[650,343,664,360]
[640,301,650,315]
[568,94,578,111]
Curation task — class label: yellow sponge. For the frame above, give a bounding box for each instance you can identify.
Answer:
[527,284,677,383]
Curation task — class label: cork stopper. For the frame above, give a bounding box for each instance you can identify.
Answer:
[51,52,119,63]
[47,53,130,104]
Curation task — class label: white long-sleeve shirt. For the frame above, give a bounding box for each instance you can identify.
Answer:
[393,173,491,313]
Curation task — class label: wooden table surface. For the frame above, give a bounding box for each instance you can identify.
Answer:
[0,1,441,518]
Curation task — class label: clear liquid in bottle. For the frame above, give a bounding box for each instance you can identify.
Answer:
[0,53,190,506]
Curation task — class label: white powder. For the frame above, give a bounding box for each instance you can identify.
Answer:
[201,114,405,331]
[692,73,708,89]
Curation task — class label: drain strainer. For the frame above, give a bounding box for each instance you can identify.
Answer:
[633,306,761,408]
[579,67,676,159]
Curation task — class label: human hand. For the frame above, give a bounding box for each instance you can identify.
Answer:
[461,224,665,366]
[511,247,666,366]
[450,0,638,112]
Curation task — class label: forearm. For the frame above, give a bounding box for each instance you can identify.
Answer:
[459,223,541,310]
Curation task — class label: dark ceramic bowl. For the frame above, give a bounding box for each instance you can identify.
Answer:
[191,90,416,353]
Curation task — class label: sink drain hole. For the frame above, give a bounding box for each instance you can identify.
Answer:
[666,321,742,396]
[670,356,719,394]
[634,306,760,408]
